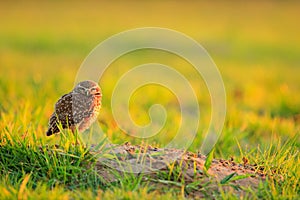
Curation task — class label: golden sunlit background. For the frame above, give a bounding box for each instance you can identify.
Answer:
[0,1,299,199]
[1,1,299,154]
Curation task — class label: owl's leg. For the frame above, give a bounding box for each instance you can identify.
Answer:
[78,118,90,133]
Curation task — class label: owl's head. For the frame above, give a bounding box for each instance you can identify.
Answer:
[73,80,102,97]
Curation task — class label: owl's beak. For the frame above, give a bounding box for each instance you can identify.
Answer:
[88,88,102,97]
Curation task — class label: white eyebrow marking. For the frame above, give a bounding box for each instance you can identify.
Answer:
[77,85,88,90]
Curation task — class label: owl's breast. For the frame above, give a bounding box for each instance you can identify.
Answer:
[76,95,101,132]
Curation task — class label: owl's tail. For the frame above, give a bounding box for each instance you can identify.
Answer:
[46,128,54,136]
[46,112,59,136]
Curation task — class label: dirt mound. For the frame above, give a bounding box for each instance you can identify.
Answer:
[92,143,266,198]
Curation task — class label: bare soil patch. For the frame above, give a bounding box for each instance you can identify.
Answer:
[92,143,266,198]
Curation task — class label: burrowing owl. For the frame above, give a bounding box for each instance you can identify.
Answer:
[46,80,102,136]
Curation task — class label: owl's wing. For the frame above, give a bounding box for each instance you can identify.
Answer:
[47,92,94,136]
[55,92,93,125]
[54,92,76,126]
[46,93,74,136]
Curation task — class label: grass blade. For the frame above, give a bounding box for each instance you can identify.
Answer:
[204,148,215,173]
[18,174,31,199]
[230,174,254,181]
[220,172,236,184]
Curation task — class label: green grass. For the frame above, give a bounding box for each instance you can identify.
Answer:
[0,1,299,199]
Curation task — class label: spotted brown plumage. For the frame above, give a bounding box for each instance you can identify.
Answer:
[46,80,102,136]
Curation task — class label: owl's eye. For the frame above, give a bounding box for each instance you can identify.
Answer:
[76,87,86,94]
